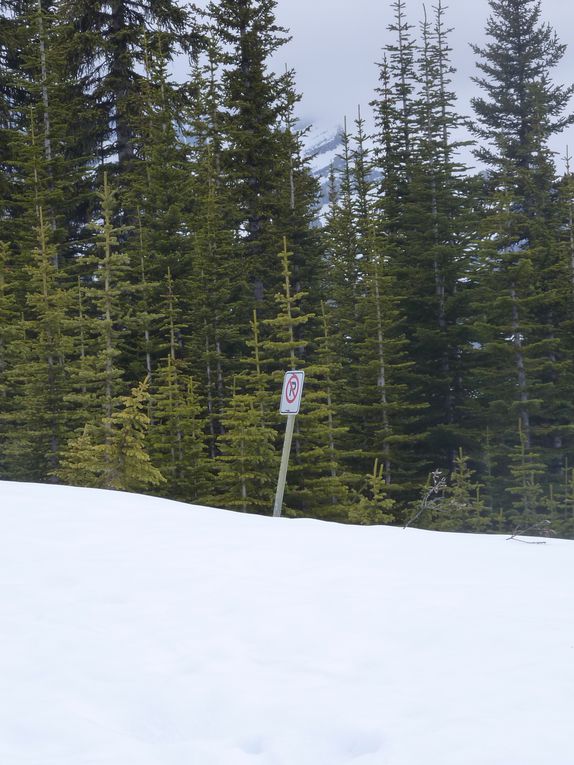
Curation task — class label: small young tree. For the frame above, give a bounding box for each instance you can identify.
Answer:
[434,448,490,532]
[149,355,212,503]
[215,377,277,514]
[348,458,396,525]
[57,377,165,491]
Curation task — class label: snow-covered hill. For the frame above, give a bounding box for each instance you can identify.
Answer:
[1,480,572,764]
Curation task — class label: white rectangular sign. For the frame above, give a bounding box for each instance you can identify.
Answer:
[279,370,305,415]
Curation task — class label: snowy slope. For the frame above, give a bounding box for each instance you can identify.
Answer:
[1,481,573,765]
[303,126,343,212]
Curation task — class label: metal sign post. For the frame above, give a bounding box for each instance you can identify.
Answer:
[273,371,305,518]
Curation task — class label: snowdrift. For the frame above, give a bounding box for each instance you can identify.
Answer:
[1,480,572,764]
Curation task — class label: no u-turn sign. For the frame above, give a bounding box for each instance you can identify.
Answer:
[279,370,305,415]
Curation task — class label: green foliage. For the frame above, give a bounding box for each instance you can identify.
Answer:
[506,419,546,525]
[348,459,396,525]
[148,356,212,502]
[468,0,574,508]
[1,0,574,537]
[215,379,277,513]
[433,448,490,533]
[57,377,165,491]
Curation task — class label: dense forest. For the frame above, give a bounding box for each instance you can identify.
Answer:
[1,0,574,537]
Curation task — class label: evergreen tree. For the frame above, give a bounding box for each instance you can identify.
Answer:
[506,418,546,526]
[329,105,427,502]
[469,0,574,491]
[1,0,95,266]
[215,376,277,514]
[148,356,212,503]
[0,73,77,480]
[433,448,490,532]
[207,0,319,315]
[57,377,165,491]
[373,1,473,478]
[59,0,192,175]
[348,459,396,525]
[292,303,351,521]
[260,239,351,519]
[407,1,473,467]
[182,49,241,441]
[65,173,131,433]
[11,206,72,478]
[0,241,16,403]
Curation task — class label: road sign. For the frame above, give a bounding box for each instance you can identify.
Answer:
[274,370,305,517]
[279,370,305,415]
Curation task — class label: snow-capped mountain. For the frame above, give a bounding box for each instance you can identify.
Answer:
[303,126,344,209]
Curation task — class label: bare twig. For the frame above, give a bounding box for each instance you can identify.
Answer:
[507,519,554,544]
[404,469,446,529]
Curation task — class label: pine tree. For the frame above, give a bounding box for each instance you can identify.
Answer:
[506,418,546,527]
[65,173,131,433]
[59,0,192,175]
[407,1,473,467]
[329,105,426,503]
[215,376,277,514]
[348,459,396,525]
[372,1,474,480]
[0,76,77,480]
[292,303,352,521]
[433,448,490,532]
[10,206,72,478]
[1,0,94,266]
[182,49,242,442]
[469,0,574,490]
[57,377,165,491]
[0,242,15,401]
[118,40,192,380]
[322,119,362,372]
[206,0,317,315]
[148,356,212,503]
[259,239,352,519]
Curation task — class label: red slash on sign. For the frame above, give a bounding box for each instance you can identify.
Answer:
[285,373,300,404]
[279,370,305,415]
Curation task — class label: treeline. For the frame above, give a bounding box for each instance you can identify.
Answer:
[1,0,574,536]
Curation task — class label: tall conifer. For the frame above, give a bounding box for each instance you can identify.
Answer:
[469,0,574,518]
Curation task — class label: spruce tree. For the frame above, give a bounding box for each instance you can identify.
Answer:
[469,0,574,520]
[206,0,319,316]
[65,173,130,434]
[57,377,165,491]
[182,50,241,441]
[433,448,490,532]
[506,418,546,527]
[148,356,212,503]
[215,373,277,514]
[328,106,427,503]
[375,0,472,477]
[348,459,396,525]
[59,0,192,175]
[291,302,351,521]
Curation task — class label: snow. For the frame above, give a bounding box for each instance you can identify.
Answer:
[1,480,573,765]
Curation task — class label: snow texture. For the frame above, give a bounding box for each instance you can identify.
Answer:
[1,480,573,764]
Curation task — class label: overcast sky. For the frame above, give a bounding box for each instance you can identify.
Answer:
[269,0,574,164]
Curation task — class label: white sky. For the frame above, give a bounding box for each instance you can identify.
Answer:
[271,0,574,164]
[184,1,574,168]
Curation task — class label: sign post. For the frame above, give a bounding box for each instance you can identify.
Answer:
[273,370,305,518]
